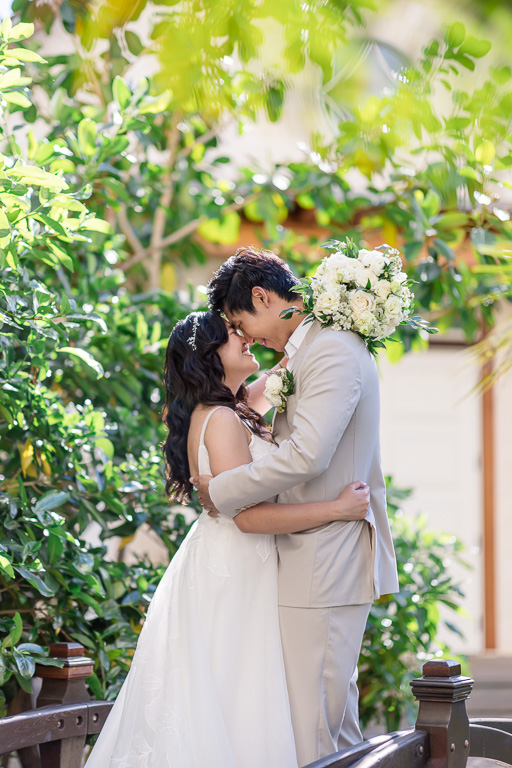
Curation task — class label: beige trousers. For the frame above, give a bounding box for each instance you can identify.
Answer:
[279,603,371,767]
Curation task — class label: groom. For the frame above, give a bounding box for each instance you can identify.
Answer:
[192,246,398,766]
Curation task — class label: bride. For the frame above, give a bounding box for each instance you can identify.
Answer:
[85,310,370,768]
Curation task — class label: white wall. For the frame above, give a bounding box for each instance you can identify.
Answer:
[378,345,484,655]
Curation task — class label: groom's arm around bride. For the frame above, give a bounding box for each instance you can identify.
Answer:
[195,247,399,766]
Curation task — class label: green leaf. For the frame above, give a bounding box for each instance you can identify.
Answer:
[57,347,104,378]
[34,490,70,513]
[0,67,29,89]
[0,17,12,39]
[435,212,468,230]
[125,30,143,56]
[458,36,491,58]
[77,118,97,158]
[445,22,465,48]
[36,214,69,237]
[14,566,55,597]
[2,90,31,108]
[197,211,241,245]
[403,241,423,262]
[0,554,14,578]
[11,612,23,645]
[113,75,131,109]
[5,47,46,63]
[14,671,34,694]
[458,167,478,180]
[86,671,104,699]
[13,650,35,679]
[8,22,35,41]
[47,532,64,566]
[433,238,456,261]
[475,141,495,164]
[17,643,46,654]
[139,89,172,114]
[8,166,68,190]
[95,437,114,461]
[81,217,113,234]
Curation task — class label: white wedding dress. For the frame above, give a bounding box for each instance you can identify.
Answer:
[86,407,298,768]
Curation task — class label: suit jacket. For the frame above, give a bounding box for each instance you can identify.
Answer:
[209,321,399,608]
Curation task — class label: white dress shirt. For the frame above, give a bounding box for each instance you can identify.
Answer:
[284,318,310,367]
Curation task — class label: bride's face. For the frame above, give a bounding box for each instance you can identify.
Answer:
[217,322,259,391]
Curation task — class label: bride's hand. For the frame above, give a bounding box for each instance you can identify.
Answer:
[333,481,370,521]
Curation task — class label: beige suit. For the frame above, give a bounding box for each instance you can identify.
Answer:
[209,322,399,765]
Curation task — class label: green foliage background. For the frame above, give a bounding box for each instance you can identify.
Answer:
[0,0,510,734]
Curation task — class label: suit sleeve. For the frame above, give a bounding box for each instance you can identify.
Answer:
[209,332,363,517]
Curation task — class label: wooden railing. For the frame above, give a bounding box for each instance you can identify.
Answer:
[0,645,510,768]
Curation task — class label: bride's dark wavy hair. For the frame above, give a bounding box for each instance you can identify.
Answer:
[162,310,268,502]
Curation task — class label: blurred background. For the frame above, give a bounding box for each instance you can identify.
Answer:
[0,0,511,744]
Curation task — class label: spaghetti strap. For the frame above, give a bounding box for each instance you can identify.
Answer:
[199,406,226,447]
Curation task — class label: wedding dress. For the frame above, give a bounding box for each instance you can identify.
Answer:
[86,407,298,768]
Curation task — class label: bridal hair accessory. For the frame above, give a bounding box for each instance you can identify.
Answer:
[264,367,295,413]
[281,238,438,356]
[187,314,200,351]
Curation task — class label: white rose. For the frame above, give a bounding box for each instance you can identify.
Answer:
[314,289,338,316]
[354,310,376,336]
[375,279,391,300]
[354,268,378,290]
[375,321,397,339]
[359,249,388,275]
[265,373,283,396]
[389,279,402,294]
[370,254,388,275]
[357,249,374,266]
[384,295,402,317]
[266,393,282,408]
[348,289,376,316]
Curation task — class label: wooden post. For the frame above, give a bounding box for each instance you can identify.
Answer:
[35,642,94,768]
[410,659,474,768]
[482,358,496,649]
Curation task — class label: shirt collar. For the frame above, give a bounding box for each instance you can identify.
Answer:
[284,317,310,361]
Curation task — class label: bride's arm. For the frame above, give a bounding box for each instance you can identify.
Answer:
[203,409,369,535]
[246,355,288,415]
[234,482,369,534]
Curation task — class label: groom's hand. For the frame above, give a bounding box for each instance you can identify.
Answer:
[190,474,219,516]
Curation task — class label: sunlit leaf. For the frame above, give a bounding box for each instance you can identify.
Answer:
[57,347,104,378]
[8,165,68,190]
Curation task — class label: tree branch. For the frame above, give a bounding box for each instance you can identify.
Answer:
[146,113,182,290]
[177,124,221,160]
[118,204,143,252]
[120,193,259,273]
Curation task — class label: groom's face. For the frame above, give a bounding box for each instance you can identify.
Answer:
[227,288,290,352]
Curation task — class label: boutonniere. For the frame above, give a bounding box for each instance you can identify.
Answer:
[264,368,295,413]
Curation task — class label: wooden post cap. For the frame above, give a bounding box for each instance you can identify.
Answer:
[48,643,86,658]
[422,660,462,677]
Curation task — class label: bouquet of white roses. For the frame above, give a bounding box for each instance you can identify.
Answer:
[287,239,436,354]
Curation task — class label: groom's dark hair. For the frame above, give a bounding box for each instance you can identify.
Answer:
[207,246,300,315]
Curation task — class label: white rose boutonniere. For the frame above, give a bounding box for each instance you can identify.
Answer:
[264,368,295,413]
